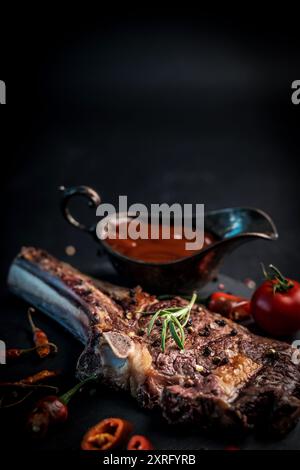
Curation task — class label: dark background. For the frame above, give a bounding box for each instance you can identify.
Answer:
[0,12,300,450]
[1,13,300,285]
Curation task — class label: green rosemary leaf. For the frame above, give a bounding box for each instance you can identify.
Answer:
[163,307,186,313]
[178,293,197,326]
[147,309,162,336]
[146,292,197,352]
[171,307,189,318]
[161,318,169,352]
[172,315,185,344]
[169,321,184,350]
[181,293,197,325]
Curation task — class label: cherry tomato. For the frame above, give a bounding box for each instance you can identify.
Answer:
[251,264,300,336]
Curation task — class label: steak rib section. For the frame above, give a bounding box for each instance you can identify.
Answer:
[7,247,300,435]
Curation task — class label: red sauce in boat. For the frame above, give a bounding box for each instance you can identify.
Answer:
[104,222,215,263]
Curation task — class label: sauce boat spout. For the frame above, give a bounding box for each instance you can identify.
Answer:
[204,207,278,243]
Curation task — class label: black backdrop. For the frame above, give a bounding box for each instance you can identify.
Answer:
[1,13,300,286]
[0,12,300,451]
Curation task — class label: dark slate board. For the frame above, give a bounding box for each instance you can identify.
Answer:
[0,256,300,451]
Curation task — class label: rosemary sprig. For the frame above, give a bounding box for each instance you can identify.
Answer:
[147,293,197,352]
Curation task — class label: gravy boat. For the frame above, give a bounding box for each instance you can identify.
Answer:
[60,185,278,293]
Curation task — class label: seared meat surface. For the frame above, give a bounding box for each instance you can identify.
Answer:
[8,247,300,435]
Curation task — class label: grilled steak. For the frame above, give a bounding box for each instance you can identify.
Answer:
[8,247,300,435]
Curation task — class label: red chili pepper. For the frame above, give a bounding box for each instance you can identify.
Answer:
[209,292,251,321]
[31,395,68,425]
[27,408,51,437]
[27,376,95,438]
[127,435,154,450]
[27,308,57,358]
[81,418,133,450]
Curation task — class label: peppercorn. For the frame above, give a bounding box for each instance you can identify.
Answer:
[199,325,211,337]
[230,329,238,337]
[200,368,211,377]
[220,357,229,366]
[215,319,226,327]
[203,346,212,357]
[265,348,279,360]
[212,356,229,366]
[212,356,222,365]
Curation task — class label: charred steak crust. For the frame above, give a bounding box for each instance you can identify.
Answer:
[9,247,300,435]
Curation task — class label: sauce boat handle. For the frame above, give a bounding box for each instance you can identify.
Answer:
[59,185,101,237]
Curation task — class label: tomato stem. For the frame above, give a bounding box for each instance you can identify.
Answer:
[269,265,288,283]
[262,263,294,293]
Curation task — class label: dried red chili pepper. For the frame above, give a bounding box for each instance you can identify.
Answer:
[0,391,34,409]
[127,435,154,450]
[208,292,251,321]
[27,376,96,438]
[0,383,58,392]
[6,345,43,360]
[19,370,58,385]
[27,307,57,358]
[0,383,58,409]
[81,418,133,450]
[0,370,58,387]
